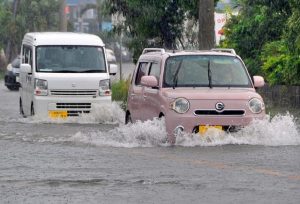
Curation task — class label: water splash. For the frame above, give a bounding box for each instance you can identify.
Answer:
[70,113,300,147]
[70,118,168,148]
[16,102,125,124]
[175,113,300,146]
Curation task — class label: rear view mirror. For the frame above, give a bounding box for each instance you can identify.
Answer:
[253,76,265,88]
[141,75,158,88]
[20,64,32,74]
[109,63,117,76]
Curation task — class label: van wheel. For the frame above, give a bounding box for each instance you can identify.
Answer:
[125,112,132,124]
[19,98,25,118]
[31,103,35,116]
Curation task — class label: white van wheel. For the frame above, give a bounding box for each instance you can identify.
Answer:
[31,103,35,116]
[19,98,25,118]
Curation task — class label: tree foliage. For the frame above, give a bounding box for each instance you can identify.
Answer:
[0,0,60,62]
[221,0,300,85]
[105,0,218,62]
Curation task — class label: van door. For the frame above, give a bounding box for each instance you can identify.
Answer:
[20,45,34,115]
[143,62,161,119]
[128,61,149,121]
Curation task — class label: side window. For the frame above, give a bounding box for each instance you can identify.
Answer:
[135,62,148,85]
[148,62,160,81]
[22,46,33,66]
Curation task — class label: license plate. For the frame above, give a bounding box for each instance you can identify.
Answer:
[199,125,223,135]
[48,110,68,119]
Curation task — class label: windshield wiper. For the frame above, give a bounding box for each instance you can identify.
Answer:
[54,70,80,73]
[173,60,183,89]
[81,70,104,73]
[208,60,212,89]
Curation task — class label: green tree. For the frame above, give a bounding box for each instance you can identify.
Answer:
[105,0,218,62]
[0,0,60,62]
[221,0,291,76]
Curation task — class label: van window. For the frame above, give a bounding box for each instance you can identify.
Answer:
[23,46,32,66]
[135,62,148,85]
[36,46,106,73]
[148,62,160,81]
[164,55,251,88]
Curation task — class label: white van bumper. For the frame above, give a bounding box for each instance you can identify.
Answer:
[33,95,112,119]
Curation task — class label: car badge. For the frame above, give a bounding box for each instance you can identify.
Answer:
[72,83,76,88]
[215,102,225,112]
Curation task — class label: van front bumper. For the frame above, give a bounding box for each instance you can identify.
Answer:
[33,95,112,118]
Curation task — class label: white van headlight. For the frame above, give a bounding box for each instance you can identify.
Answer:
[248,98,264,114]
[171,98,190,114]
[99,79,111,96]
[34,78,48,96]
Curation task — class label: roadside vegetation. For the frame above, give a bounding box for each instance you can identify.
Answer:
[221,0,300,85]
[111,77,131,110]
[0,70,4,80]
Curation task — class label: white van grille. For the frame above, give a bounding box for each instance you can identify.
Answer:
[51,90,97,97]
[56,103,92,116]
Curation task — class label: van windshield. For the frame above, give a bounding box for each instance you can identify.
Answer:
[36,46,106,73]
[163,55,252,88]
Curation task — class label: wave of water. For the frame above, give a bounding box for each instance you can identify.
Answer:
[10,102,300,147]
[69,113,300,147]
[15,102,125,124]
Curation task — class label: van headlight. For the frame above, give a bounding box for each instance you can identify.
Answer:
[34,78,48,96]
[99,79,111,96]
[171,98,190,114]
[248,98,264,114]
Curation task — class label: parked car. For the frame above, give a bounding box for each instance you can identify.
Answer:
[4,55,21,90]
[126,48,266,143]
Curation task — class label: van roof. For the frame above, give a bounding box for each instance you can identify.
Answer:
[22,32,105,46]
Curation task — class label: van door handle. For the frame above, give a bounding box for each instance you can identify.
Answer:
[143,95,147,98]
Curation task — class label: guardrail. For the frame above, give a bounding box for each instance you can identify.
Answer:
[257,84,300,108]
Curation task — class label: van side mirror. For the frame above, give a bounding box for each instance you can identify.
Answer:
[20,64,32,74]
[109,63,117,76]
[141,75,158,88]
[253,76,265,88]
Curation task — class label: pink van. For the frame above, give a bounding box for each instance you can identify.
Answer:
[126,48,265,143]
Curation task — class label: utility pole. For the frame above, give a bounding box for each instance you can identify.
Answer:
[198,0,215,50]
[59,0,68,31]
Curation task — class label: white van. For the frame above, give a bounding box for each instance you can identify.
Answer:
[19,32,117,119]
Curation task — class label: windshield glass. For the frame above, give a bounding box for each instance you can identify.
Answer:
[164,55,251,87]
[36,46,106,73]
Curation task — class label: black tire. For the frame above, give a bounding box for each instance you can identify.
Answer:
[125,112,132,124]
[19,98,25,117]
[31,103,35,116]
[6,85,19,91]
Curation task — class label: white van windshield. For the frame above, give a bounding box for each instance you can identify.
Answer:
[36,46,106,73]
[164,55,252,88]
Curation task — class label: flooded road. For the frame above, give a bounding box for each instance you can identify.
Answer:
[0,80,300,204]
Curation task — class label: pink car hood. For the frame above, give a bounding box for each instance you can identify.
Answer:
[162,87,262,100]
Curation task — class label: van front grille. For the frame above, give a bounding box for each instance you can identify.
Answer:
[56,103,91,116]
[194,110,245,116]
[51,90,97,97]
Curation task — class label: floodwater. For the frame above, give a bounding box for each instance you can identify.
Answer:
[0,80,300,204]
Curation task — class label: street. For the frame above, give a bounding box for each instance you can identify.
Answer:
[0,78,300,204]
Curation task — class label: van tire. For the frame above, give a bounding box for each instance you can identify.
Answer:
[31,103,35,116]
[19,98,25,118]
[125,112,132,124]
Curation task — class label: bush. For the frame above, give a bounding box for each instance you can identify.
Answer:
[111,77,131,110]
